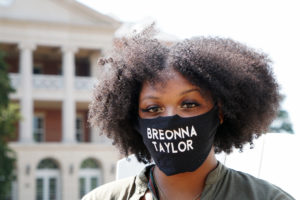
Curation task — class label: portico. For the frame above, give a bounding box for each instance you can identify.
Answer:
[0,0,121,199]
[4,42,102,143]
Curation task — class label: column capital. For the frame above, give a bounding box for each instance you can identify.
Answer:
[61,45,78,54]
[18,42,36,51]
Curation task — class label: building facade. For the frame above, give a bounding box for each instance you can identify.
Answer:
[0,0,121,199]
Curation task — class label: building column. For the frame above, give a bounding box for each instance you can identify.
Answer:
[61,46,78,143]
[91,127,101,143]
[91,127,112,144]
[18,42,36,143]
[90,50,101,77]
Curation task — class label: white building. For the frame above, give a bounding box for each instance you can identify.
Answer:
[0,0,122,199]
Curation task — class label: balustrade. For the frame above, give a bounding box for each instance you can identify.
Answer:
[9,73,96,91]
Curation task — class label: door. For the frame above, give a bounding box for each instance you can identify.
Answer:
[36,169,60,200]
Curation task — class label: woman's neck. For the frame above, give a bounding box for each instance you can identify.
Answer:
[153,148,218,200]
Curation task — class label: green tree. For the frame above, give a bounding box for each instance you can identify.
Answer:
[0,50,20,198]
[269,98,294,133]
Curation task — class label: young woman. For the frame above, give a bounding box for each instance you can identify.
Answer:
[84,27,295,200]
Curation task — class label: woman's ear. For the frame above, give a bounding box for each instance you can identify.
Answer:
[217,101,224,124]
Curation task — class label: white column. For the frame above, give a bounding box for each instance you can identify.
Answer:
[91,127,101,143]
[61,46,78,143]
[89,50,101,77]
[18,42,36,143]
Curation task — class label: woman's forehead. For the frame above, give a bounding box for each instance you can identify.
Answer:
[142,69,189,90]
[139,69,212,100]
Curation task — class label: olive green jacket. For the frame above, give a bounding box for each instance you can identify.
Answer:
[82,163,295,200]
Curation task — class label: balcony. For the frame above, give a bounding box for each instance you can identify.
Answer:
[9,73,97,101]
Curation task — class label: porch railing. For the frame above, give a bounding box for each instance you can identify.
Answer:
[9,73,97,91]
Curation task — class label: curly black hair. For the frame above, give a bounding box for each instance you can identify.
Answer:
[88,26,280,163]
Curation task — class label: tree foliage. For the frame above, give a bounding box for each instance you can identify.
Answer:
[269,97,294,134]
[0,51,20,198]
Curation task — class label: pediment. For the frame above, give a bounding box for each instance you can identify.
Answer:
[0,0,120,29]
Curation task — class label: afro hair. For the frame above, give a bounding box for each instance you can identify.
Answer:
[88,26,280,163]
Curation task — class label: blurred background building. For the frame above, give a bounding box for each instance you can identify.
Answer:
[0,0,122,199]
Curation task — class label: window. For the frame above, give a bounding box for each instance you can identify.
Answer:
[36,159,60,200]
[4,175,17,200]
[79,158,101,198]
[33,64,44,74]
[75,57,90,77]
[90,177,98,189]
[79,178,86,198]
[37,159,58,169]
[36,178,43,200]
[33,115,44,142]
[58,66,62,75]
[76,116,84,142]
[49,178,57,200]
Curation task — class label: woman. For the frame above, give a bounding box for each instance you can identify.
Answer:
[84,27,295,200]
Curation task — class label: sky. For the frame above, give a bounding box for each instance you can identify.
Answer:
[77,0,300,134]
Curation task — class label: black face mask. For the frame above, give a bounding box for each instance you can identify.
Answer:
[136,106,220,176]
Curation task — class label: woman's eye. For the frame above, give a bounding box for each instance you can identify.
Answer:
[141,106,163,113]
[181,102,199,109]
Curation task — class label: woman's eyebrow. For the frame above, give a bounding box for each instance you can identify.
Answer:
[180,88,201,96]
[140,95,159,101]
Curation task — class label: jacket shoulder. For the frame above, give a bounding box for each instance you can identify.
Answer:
[225,169,295,200]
